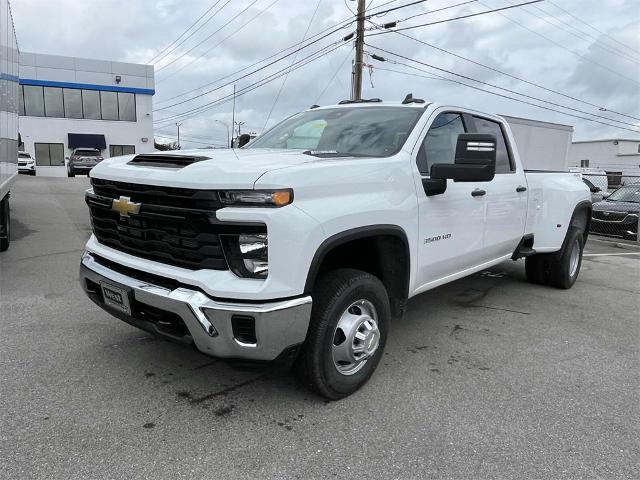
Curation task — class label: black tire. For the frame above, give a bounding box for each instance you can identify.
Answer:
[294,268,390,400]
[67,168,75,178]
[525,254,550,285]
[30,171,36,176]
[0,196,10,252]
[548,227,584,289]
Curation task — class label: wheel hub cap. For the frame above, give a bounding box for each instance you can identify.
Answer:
[332,300,380,376]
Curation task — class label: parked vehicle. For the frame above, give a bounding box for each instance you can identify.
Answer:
[67,148,104,177]
[590,183,640,240]
[18,152,36,176]
[79,100,591,398]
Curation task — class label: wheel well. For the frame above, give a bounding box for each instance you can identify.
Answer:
[570,201,592,243]
[305,230,410,320]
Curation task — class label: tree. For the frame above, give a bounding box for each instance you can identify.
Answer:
[154,140,179,151]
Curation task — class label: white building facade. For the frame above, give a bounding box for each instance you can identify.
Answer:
[569,138,640,188]
[18,52,154,176]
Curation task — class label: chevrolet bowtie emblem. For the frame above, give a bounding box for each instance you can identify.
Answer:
[111,196,141,217]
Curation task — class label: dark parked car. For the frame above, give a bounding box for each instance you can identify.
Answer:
[590,183,640,240]
[67,148,103,177]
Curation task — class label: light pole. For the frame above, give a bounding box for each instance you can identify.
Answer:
[175,122,183,149]
[234,121,246,137]
[215,120,230,148]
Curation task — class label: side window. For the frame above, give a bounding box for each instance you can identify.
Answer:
[472,116,513,173]
[417,113,465,175]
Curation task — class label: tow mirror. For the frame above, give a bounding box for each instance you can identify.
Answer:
[430,133,497,182]
[237,134,251,148]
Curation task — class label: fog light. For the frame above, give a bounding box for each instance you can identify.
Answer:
[221,232,269,279]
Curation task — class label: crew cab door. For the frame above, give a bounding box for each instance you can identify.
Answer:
[412,111,488,289]
[469,116,527,258]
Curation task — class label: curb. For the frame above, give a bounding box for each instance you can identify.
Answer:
[589,237,640,251]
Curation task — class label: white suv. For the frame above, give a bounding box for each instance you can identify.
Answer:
[17,152,36,176]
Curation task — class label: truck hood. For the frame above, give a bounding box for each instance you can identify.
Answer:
[592,199,640,214]
[89,148,317,189]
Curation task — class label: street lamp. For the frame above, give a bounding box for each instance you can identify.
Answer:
[175,122,183,150]
[214,120,230,148]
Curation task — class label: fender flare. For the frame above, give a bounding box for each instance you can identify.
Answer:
[569,200,592,243]
[303,224,411,296]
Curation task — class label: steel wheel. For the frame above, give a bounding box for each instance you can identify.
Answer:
[568,238,580,277]
[332,299,381,376]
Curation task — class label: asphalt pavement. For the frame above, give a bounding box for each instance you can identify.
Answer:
[1,175,638,479]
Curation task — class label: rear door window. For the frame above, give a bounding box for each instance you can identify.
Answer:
[472,116,513,173]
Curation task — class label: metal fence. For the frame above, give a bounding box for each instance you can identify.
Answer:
[581,174,640,243]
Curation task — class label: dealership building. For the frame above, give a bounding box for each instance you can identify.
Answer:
[18,52,154,176]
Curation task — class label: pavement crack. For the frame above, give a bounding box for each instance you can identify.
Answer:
[184,375,267,404]
[470,304,530,315]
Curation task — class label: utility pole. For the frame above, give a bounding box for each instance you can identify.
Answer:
[234,121,245,137]
[176,122,182,149]
[231,84,236,147]
[351,0,366,100]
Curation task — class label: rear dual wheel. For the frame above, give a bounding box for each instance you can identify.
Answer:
[295,269,390,400]
[525,227,584,289]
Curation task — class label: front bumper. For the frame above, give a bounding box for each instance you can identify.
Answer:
[18,164,35,173]
[79,252,312,361]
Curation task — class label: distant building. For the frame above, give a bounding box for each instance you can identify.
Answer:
[569,138,640,188]
[18,52,154,176]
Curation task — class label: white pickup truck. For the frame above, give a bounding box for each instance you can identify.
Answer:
[80,100,591,398]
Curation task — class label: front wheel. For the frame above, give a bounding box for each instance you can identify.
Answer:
[294,269,390,399]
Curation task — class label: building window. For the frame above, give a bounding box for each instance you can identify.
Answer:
[44,87,64,118]
[18,86,25,116]
[606,171,623,189]
[23,85,45,117]
[34,143,65,166]
[580,159,590,168]
[109,145,136,157]
[63,89,83,119]
[117,92,136,121]
[100,91,119,121]
[82,90,101,120]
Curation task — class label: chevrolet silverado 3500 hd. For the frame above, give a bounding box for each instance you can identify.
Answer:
[80,100,591,399]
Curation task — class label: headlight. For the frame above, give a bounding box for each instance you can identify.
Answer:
[219,189,292,207]
[222,233,268,279]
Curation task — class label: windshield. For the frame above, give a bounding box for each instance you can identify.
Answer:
[247,106,424,157]
[607,184,640,203]
[18,153,30,158]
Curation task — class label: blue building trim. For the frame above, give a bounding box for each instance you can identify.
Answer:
[18,78,155,95]
[0,73,20,83]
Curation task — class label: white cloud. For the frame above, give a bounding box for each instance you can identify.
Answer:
[11,0,640,146]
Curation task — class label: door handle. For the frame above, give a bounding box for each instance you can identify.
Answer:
[516,185,527,192]
[471,189,486,197]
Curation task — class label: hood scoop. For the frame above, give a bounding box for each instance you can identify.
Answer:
[127,154,211,169]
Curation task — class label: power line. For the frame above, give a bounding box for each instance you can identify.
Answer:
[396,0,479,23]
[262,0,324,132]
[368,0,544,34]
[506,0,640,65]
[315,46,355,103]
[154,43,344,126]
[367,46,640,133]
[156,0,261,74]
[147,0,225,64]
[476,0,640,86]
[153,0,433,104]
[381,30,640,122]
[157,0,281,84]
[546,0,640,55]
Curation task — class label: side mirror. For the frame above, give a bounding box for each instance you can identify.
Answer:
[430,133,497,182]
[593,186,602,193]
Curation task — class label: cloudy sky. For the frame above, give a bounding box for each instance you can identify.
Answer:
[11,0,640,148]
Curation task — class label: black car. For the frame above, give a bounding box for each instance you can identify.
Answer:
[590,183,640,240]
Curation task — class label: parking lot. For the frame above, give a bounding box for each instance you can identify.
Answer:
[1,176,638,479]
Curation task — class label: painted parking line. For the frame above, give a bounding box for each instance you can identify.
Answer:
[583,252,640,256]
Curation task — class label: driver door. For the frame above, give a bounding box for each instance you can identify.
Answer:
[413,111,489,291]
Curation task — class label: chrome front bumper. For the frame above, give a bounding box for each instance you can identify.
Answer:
[79,252,312,361]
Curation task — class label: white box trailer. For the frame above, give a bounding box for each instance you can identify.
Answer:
[1,0,19,251]
[501,115,574,171]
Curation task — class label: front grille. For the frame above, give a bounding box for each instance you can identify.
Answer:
[88,179,264,271]
[592,210,628,222]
